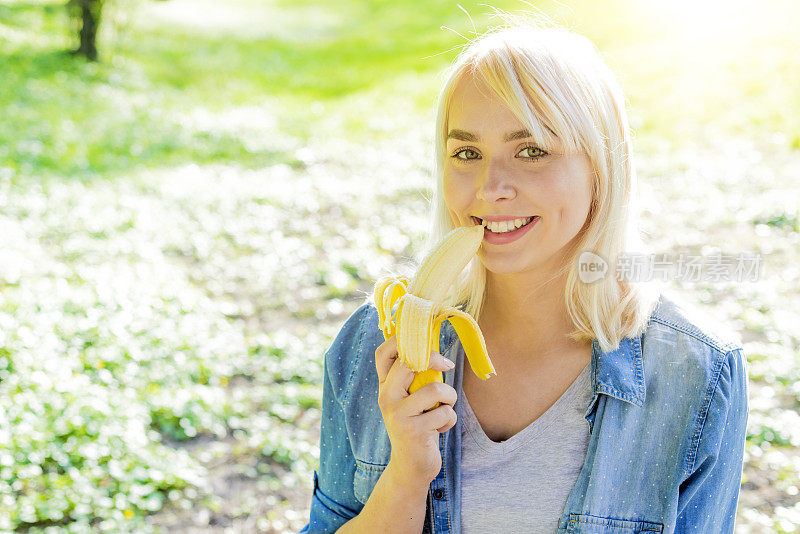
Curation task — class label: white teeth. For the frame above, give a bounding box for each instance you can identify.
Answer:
[481,216,535,233]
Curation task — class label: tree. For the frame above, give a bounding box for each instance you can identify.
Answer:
[68,0,105,61]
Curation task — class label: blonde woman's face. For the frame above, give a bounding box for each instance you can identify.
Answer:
[443,75,594,276]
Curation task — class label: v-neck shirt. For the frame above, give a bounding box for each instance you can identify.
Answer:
[459,359,592,533]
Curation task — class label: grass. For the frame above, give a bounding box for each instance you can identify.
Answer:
[4,0,800,180]
[1,0,799,531]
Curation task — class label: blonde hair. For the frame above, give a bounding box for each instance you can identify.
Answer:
[422,17,660,353]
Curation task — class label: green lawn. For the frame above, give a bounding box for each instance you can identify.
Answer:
[1,0,799,531]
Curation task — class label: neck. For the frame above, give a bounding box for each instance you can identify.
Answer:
[478,268,583,357]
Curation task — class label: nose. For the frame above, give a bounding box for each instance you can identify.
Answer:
[476,159,516,202]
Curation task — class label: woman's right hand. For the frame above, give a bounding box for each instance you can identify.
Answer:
[374,336,458,492]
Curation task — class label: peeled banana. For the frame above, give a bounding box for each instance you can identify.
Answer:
[373,225,497,410]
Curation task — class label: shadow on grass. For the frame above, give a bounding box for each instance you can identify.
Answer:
[0,47,297,182]
[1,0,510,181]
[0,1,63,23]
[4,0,800,183]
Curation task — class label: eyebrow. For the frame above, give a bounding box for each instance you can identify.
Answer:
[446,128,533,143]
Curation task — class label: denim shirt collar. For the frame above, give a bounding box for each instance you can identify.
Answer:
[590,335,646,407]
[441,321,647,408]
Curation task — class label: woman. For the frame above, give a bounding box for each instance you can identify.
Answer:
[300,20,749,534]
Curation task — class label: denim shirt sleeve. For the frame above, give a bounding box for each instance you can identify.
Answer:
[300,303,372,534]
[675,347,749,532]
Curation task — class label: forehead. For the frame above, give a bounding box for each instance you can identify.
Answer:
[445,72,569,154]
[447,75,523,132]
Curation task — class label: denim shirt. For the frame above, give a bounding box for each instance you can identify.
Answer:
[300,293,749,533]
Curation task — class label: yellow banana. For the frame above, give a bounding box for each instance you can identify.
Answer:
[373,225,497,411]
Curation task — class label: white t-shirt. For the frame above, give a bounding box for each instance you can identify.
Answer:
[459,361,593,534]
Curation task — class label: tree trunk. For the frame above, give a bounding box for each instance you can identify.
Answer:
[75,0,100,61]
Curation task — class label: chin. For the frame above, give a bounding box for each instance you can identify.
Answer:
[477,251,548,275]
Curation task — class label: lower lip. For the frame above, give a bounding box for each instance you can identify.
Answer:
[481,216,540,245]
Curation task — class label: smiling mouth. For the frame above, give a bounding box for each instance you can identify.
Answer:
[471,216,539,234]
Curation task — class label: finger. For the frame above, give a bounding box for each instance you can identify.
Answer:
[428,351,456,373]
[382,357,416,403]
[415,404,457,433]
[437,414,457,434]
[374,336,398,384]
[399,381,457,416]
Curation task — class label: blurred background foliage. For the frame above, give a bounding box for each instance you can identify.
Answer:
[0,0,799,531]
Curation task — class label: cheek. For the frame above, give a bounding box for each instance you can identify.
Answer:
[443,173,470,214]
[545,162,593,223]
[573,162,595,220]
[561,178,591,216]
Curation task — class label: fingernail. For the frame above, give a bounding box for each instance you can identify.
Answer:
[444,358,455,369]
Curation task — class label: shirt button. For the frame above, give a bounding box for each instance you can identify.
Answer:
[433,489,444,500]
